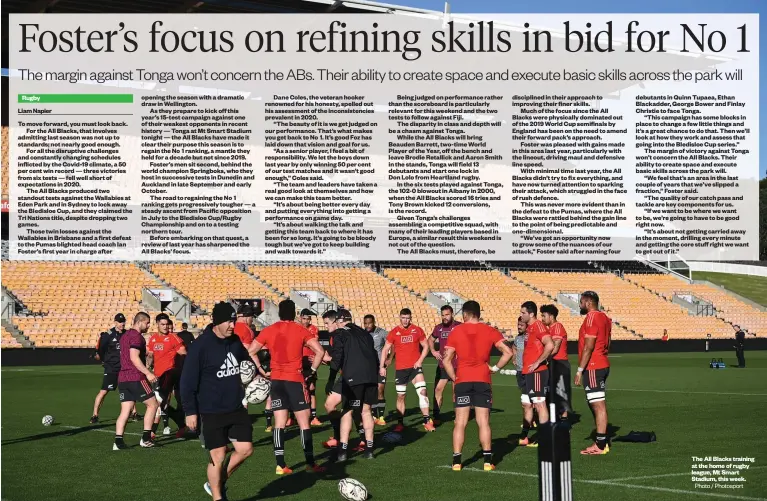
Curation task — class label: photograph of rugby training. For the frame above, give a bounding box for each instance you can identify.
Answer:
[1,0,766,500]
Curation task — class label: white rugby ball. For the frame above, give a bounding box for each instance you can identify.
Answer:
[240,360,257,385]
[245,375,271,404]
[338,478,368,501]
[42,415,54,426]
[381,432,401,444]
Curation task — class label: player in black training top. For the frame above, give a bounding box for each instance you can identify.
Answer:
[91,313,129,423]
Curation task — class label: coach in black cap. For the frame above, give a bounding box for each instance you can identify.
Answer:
[181,302,253,501]
[90,312,128,423]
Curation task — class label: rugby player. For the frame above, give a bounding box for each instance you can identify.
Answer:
[233,304,257,411]
[428,305,461,425]
[248,299,326,475]
[299,309,323,426]
[147,313,187,437]
[113,312,159,450]
[520,301,554,434]
[91,313,127,423]
[380,308,435,432]
[363,314,389,426]
[511,316,536,446]
[326,309,378,461]
[575,291,612,455]
[443,300,512,471]
[540,304,571,420]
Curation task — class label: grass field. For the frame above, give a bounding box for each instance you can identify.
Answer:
[3,351,767,501]
[692,271,767,307]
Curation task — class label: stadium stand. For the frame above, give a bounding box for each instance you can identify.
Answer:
[383,266,637,340]
[1,325,22,348]
[249,264,440,331]
[151,263,284,316]
[626,273,767,334]
[0,261,180,347]
[512,270,731,339]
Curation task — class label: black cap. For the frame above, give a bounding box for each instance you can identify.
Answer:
[238,304,255,317]
[212,302,236,326]
[337,308,352,322]
[300,308,314,317]
[114,313,126,323]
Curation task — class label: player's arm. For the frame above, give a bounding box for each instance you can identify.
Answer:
[492,338,514,371]
[442,346,457,381]
[414,332,429,368]
[550,328,563,359]
[325,333,344,394]
[130,347,156,383]
[575,336,596,386]
[427,330,441,360]
[526,334,554,373]
[307,337,325,373]
[247,337,265,360]
[95,332,107,362]
[145,338,155,371]
[379,340,393,376]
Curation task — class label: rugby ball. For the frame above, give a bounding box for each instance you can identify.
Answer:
[240,359,257,385]
[338,478,368,501]
[42,415,54,426]
[381,432,401,444]
[245,375,271,404]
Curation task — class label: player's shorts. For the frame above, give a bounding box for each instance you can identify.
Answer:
[515,371,531,404]
[378,373,387,385]
[156,369,181,406]
[270,380,310,412]
[341,382,378,410]
[435,365,453,381]
[200,408,253,451]
[583,367,609,404]
[394,367,424,386]
[301,358,317,386]
[118,379,154,403]
[331,378,344,395]
[524,369,549,403]
[101,372,118,391]
[454,382,493,408]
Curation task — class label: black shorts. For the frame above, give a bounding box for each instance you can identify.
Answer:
[101,372,118,391]
[200,408,253,451]
[302,358,317,385]
[331,378,344,395]
[118,379,154,403]
[435,366,453,382]
[378,373,386,385]
[270,380,310,412]
[156,369,180,403]
[584,367,609,404]
[341,382,378,410]
[454,382,493,408]
[394,367,423,387]
[524,370,549,402]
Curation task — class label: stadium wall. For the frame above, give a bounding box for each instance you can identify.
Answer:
[688,261,767,277]
[4,339,766,366]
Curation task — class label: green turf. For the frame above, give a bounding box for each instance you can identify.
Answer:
[2,352,767,501]
[692,271,767,307]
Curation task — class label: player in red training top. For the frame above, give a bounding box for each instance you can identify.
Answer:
[380,308,435,433]
[443,300,512,472]
[540,304,572,421]
[300,309,323,426]
[520,301,554,446]
[575,291,612,455]
[428,305,461,425]
[113,312,159,450]
[147,313,187,438]
[248,299,326,475]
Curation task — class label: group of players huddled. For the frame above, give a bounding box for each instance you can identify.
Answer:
[91,291,611,501]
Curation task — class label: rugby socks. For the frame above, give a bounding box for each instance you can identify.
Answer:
[358,425,366,443]
[483,450,493,464]
[595,433,608,450]
[397,414,404,425]
[273,428,286,468]
[114,434,124,445]
[433,401,441,421]
[300,429,315,466]
[265,409,273,428]
[311,408,317,419]
[142,429,152,442]
[366,440,374,452]
[521,419,531,439]
[422,414,431,425]
[339,441,348,452]
[331,417,341,441]
[151,421,159,434]
[379,399,386,419]
[453,453,462,465]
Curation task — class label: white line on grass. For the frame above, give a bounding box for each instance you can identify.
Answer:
[61,425,142,437]
[605,465,767,482]
[437,466,767,501]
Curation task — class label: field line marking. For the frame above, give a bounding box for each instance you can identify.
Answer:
[437,466,767,501]
[605,465,767,482]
